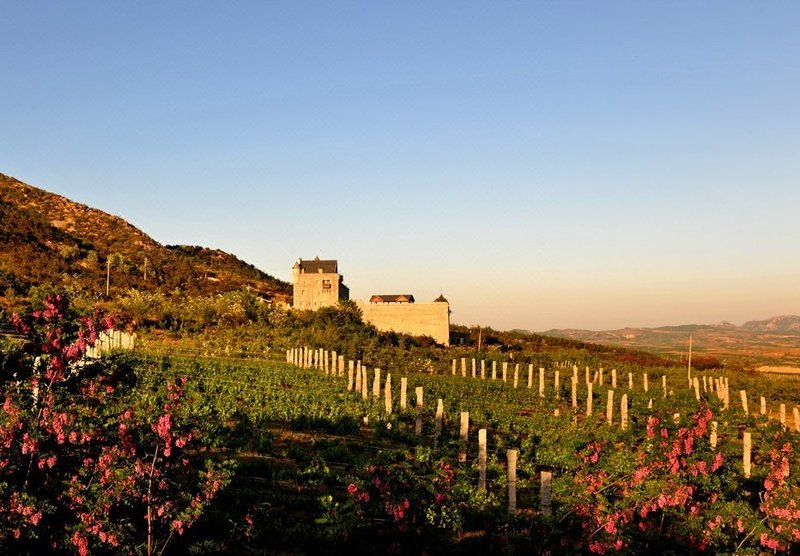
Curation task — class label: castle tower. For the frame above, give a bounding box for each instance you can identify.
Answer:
[292,257,349,310]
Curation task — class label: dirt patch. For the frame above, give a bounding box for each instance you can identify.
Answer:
[756,366,800,375]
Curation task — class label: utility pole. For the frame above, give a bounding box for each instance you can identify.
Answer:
[477,326,482,353]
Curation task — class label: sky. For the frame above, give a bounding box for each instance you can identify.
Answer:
[2,2,799,331]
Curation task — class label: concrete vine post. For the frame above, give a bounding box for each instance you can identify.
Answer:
[459,412,469,462]
[373,368,381,399]
[434,399,444,450]
[527,364,533,389]
[586,382,593,416]
[384,374,392,415]
[478,429,487,492]
[606,390,614,425]
[710,421,718,449]
[539,367,545,398]
[361,367,369,400]
[540,470,553,517]
[740,390,749,416]
[554,370,560,399]
[571,376,578,409]
[415,386,424,435]
[354,363,362,394]
[760,396,767,417]
[611,368,617,389]
[347,360,354,391]
[400,377,407,410]
[502,362,508,383]
[743,431,752,478]
[621,393,628,430]
[492,361,497,381]
[513,364,519,389]
[507,449,518,514]
[481,359,486,380]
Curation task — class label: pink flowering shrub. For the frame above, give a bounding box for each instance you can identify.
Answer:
[342,452,465,550]
[555,405,800,553]
[0,294,232,554]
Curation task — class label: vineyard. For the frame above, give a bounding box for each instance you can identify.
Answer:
[2,297,800,554]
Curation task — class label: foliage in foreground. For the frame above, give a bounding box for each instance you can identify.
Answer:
[0,294,233,554]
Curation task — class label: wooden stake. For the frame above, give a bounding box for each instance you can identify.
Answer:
[354,363,362,394]
[662,375,667,398]
[492,361,497,380]
[452,359,456,376]
[472,358,477,378]
[794,407,800,433]
[461,358,467,378]
[554,370,560,398]
[693,377,700,401]
[361,367,368,400]
[710,421,718,448]
[611,368,617,389]
[400,377,408,410]
[481,359,486,380]
[502,362,508,383]
[527,364,533,389]
[740,390,749,415]
[606,390,614,425]
[513,364,519,389]
[643,373,649,393]
[760,396,766,416]
[628,372,633,390]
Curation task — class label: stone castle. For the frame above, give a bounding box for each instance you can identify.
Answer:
[292,257,450,346]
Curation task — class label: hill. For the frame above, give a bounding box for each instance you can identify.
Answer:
[0,173,291,304]
[541,317,800,368]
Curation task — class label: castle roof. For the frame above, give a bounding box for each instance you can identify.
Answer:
[370,294,415,304]
[433,294,449,303]
[295,257,338,274]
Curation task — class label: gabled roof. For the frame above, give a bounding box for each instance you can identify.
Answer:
[370,294,415,304]
[433,294,449,303]
[295,257,338,274]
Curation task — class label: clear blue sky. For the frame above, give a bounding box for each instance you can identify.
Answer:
[2,2,799,330]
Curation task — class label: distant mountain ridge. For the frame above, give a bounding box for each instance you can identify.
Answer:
[740,315,800,333]
[0,173,291,303]
[541,315,800,367]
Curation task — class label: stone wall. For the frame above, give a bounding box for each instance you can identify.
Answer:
[356,301,450,346]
